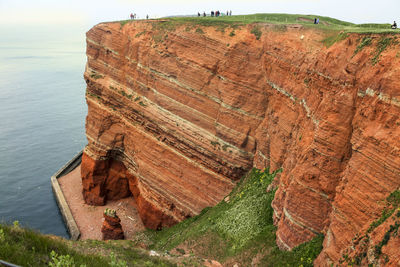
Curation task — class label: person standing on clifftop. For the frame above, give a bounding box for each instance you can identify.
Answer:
[130,13,134,19]
[392,21,397,29]
[203,11,206,17]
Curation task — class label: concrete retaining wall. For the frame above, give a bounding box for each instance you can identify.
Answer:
[51,150,82,240]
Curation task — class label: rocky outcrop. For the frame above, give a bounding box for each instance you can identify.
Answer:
[336,191,400,266]
[82,20,400,265]
[101,209,124,240]
[81,152,131,205]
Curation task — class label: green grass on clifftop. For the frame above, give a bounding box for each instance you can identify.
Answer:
[147,168,324,266]
[118,13,398,34]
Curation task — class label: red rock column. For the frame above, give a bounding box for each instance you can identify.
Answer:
[101,208,124,240]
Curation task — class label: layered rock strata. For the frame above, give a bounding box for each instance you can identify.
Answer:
[82,20,400,265]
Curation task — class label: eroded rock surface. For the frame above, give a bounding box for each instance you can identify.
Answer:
[82,21,400,265]
[101,210,124,240]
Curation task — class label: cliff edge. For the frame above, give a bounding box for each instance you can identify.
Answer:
[82,19,400,265]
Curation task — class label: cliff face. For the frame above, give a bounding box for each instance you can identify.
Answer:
[82,20,400,265]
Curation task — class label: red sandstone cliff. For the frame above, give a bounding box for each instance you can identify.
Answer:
[82,20,400,265]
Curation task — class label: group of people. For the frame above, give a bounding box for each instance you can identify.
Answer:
[197,10,232,17]
[130,10,235,20]
[130,13,150,20]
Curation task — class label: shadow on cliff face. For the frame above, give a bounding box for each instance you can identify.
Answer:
[81,152,131,206]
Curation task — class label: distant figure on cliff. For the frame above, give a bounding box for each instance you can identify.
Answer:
[134,13,137,19]
[314,18,317,24]
[392,21,397,29]
[198,12,201,17]
[146,14,149,19]
[229,10,232,16]
[203,12,206,17]
[216,10,220,17]
[130,13,134,20]
[211,11,214,17]
[317,18,320,24]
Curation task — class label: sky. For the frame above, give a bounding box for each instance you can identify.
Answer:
[0,0,399,29]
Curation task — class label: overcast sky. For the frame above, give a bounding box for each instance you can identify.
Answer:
[0,0,399,28]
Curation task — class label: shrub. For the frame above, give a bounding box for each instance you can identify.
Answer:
[90,73,103,80]
[109,252,127,267]
[104,208,117,218]
[195,28,205,34]
[368,190,400,232]
[49,250,85,267]
[250,27,262,40]
[0,228,5,243]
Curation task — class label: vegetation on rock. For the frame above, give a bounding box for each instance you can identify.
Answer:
[104,208,117,218]
[368,190,400,233]
[250,27,262,40]
[322,32,349,47]
[353,36,372,55]
[372,36,397,65]
[340,190,400,266]
[147,168,324,266]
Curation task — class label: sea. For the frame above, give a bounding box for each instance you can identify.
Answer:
[0,24,91,237]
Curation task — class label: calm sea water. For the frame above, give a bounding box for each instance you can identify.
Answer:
[0,25,90,237]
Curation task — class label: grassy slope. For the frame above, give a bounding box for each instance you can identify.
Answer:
[0,223,175,267]
[146,168,324,266]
